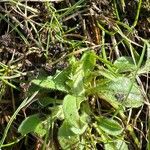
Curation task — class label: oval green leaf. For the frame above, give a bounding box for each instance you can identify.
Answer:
[18,114,43,136]
[97,117,123,136]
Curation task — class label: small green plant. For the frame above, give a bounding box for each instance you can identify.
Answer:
[17,50,145,149]
[0,0,149,149]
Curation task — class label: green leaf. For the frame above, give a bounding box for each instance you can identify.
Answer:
[32,76,55,90]
[109,77,144,108]
[115,140,128,150]
[67,53,96,96]
[32,68,70,92]
[63,95,87,134]
[34,123,47,137]
[49,106,64,121]
[63,95,83,124]
[81,51,96,73]
[67,63,85,96]
[96,116,123,136]
[38,97,63,107]
[98,67,117,80]
[18,114,43,136]
[104,142,116,150]
[42,105,64,121]
[138,59,150,74]
[104,140,128,150]
[53,68,71,92]
[58,121,80,150]
[114,56,136,73]
[70,124,87,135]
[91,77,144,108]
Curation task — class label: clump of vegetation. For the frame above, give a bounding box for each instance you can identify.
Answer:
[0,0,150,149]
